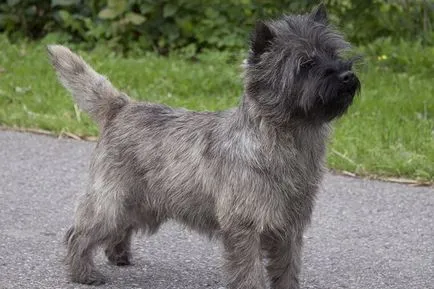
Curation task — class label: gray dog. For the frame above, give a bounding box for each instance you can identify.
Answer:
[48,4,360,289]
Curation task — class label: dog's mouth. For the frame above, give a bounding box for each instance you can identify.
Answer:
[295,69,361,123]
[308,74,361,122]
[324,73,360,101]
[342,75,361,97]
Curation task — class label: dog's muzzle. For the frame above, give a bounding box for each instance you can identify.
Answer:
[339,70,360,97]
[339,71,356,84]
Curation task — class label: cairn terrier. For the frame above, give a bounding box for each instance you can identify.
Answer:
[48,4,360,289]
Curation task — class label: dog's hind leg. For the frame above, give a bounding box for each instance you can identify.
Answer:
[104,196,166,266]
[65,188,128,285]
[105,226,134,266]
[65,225,106,285]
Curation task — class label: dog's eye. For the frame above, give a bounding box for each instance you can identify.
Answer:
[300,60,315,70]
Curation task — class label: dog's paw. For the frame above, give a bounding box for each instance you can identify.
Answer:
[105,250,131,266]
[71,270,106,285]
[107,254,132,266]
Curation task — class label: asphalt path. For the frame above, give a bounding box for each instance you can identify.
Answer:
[0,131,432,289]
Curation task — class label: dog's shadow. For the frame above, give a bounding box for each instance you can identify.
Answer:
[94,228,223,289]
[101,257,223,288]
[58,225,332,289]
[96,254,332,289]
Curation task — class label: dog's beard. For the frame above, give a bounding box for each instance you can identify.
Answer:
[296,72,360,123]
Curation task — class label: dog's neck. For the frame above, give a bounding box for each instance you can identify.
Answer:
[238,93,330,136]
[230,94,329,182]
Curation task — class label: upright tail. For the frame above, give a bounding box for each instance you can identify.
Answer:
[47,45,129,128]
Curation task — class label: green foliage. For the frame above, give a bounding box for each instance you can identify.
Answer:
[359,37,434,75]
[1,0,432,54]
[326,0,434,46]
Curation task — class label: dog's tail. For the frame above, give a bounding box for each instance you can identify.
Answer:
[47,45,129,128]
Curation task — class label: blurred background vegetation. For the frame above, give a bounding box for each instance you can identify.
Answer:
[1,0,433,53]
[1,0,433,75]
[0,0,433,182]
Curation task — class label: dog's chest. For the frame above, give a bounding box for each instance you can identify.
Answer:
[227,126,327,194]
[270,130,326,187]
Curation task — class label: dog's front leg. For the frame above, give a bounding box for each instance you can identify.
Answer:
[222,226,267,289]
[261,230,304,289]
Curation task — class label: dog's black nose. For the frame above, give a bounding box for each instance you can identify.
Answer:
[339,71,355,83]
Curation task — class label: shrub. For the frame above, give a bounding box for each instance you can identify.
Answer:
[359,37,434,75]
[0,0,432,54]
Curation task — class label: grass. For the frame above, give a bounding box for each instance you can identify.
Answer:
[0,35,433,182]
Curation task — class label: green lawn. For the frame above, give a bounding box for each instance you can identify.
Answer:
[1,36,433,182]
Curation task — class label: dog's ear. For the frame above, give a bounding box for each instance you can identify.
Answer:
[310,3,328,25]
[251,21,274,58]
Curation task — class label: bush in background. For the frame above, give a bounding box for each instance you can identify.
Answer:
[0,0,433,55]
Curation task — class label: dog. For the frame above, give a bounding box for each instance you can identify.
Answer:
[48,4,360,289]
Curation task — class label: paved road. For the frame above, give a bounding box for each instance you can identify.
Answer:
[0,131,432,289]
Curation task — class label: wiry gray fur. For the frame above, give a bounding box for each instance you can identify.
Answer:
[48,4,360,289]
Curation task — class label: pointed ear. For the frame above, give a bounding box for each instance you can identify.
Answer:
[251,21,274,56]
[310,3,328,25]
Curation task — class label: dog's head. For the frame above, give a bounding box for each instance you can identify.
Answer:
[244,4,361,124]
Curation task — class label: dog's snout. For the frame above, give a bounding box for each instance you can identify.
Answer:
[339,71,355,83]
